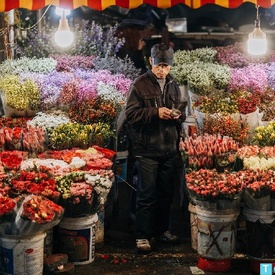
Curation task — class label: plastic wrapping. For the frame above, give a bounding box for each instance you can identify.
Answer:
[243,190,270,211]
[10,195,64,236]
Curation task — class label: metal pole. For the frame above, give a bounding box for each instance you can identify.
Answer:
[37,9,43,33]
[5,9,14,59]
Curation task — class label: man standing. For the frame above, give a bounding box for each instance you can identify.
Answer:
[125,43,187,253]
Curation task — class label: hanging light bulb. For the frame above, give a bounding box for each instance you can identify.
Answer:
[247,5,267,55]
[54,9,74,48]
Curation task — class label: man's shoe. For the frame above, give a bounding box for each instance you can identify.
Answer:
[136,239,151,253]
[159,231,180,244]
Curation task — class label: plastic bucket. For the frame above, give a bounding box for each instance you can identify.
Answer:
[55,214,98,265]
[243,208,275,273]
[0,232,46,275]
[115,150,128,183]
[188,203,198,251]
[196,206,239,260]
[183,116,198,137]
[44,228,53,257]
[95,205,104,249]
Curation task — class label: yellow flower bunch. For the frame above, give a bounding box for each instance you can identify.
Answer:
[0,75,40,111]
[252,121,275,146]
[48,122,115,150]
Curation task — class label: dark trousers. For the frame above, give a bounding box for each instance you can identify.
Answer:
[135,155,177,239]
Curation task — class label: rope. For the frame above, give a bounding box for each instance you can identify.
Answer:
[115,175,137,192]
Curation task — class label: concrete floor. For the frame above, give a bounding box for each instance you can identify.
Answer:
[68,173,255,275]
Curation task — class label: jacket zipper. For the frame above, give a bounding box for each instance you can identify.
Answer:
[163,79,173,106]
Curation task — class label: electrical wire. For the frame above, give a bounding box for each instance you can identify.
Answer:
[20,5,52,30]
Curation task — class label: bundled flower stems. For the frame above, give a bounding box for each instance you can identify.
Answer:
[8,195,64,236]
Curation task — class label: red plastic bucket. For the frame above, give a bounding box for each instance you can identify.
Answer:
[197,256,232,272]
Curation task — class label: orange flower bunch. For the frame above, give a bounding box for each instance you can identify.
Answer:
[203,114,249,144]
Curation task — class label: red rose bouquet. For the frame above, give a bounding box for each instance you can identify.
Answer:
[0,150,28,171]
[9,169,60,201]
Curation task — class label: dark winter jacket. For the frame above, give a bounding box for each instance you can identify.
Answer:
[125,70,187,158]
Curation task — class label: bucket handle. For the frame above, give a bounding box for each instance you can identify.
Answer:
[255,218,275,230]
[198,212,238,235]
[189,217,198,227]
[254,220,274,254]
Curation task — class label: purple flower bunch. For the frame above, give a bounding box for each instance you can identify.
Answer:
[214,42,275,68]
[214,43,250,68]
[34,71,74,110]
[50,55,96,72]
[75,70,131,102]
[71,21,125,57]
[228,64,268,94]
[77,79,98,102]
[265,62,275,91]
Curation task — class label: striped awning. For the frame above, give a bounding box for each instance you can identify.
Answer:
[1,0,275,12]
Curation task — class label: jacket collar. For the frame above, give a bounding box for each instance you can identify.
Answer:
[147,70,174,85]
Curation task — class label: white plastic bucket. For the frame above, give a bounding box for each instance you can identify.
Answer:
[188,203,198,251]
[0,232,46,275]
[196,206,239,259]
[55,214,98,265]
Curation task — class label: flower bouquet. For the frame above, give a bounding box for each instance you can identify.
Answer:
[185,169,219,210]
[237,145,275,171]
[0,150,28,171]
[258,88,275,124]
[171,47,230,97]
[56,171,98,217]
[0,196,16,222]
[3,127,23,150]
[203,113,249,145]
[9,168,60,201]
[237,91,260,115]
[85,169,114,205]
[216,172,243,210]
[48,122,115,150]
[9,194,64,236]
[22,126,46,157]
[238,169,273,211]
[181,133,239,171]
[214,151,237,172]
[0,75,41,117]
[186,169,243,210]
[195,91,239,115]
[252,122,275,147]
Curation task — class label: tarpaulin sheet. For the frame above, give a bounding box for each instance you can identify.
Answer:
[1,0,274,12]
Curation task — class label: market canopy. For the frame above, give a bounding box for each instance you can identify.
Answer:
[1,0,275,12]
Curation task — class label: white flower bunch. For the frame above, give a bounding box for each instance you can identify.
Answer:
[243,156,275,170]
[20,158,69,174]
[69,157,86,170]
[85,173,113,204]
[27,111,71,134]
[0,57,57,76]
[97,81,126,103]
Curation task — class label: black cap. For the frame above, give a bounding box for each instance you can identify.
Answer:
[151,43,174,66]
